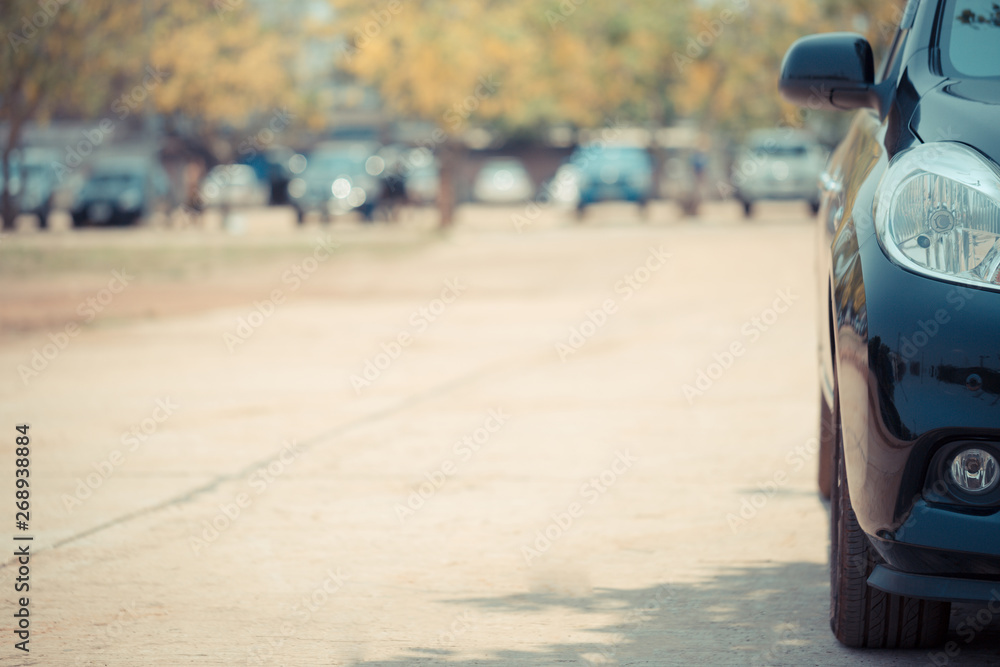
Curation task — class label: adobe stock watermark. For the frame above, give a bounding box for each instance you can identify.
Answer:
[586,583,675,665]
[394,409,509,523]
[512,116,626,233]
[443,75,501,131]
[350,278,468,393]
[246,567,352,665]
[60,397,180,514]
[673,0,750,73]
[6,0,73,53]
[556,245,671,361]
[682,288,797,403]
[223,234,339,352]
[196,109,295,207]
[213,0,244,19]
[189,439,304,555]
[521,450,638,565]
[926,589,1000,665]
[750,622,802,667]
[180,108,295,223]
[51,67,167,183]
[334,0,406,61]
[18,268,133,385]
[899,287,977,361]
[436,610,478,647]
[725,435,817,533]
[545,0,585,29]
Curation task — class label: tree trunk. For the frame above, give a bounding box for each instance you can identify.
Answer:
[436,139,460,229]
[2,117,26,231]
[1,146,17,231]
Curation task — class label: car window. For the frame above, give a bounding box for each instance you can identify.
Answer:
[751,144,808,157]
[946,0,1000,77]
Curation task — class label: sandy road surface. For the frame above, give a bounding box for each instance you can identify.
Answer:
[0,203,998,666]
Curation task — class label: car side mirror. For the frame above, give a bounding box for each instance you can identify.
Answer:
[779,32,878,111]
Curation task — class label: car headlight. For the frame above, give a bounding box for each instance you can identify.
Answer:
[875,142,1000,289]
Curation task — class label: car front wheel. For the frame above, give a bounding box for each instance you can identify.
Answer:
[830,419,950,648]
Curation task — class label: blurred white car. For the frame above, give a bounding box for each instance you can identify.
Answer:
[730,129,827,217]
[542,163,581,208]
[199,164,269,208]
[473,158,533,203]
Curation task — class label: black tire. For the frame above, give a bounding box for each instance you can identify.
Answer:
[742,200,753,218]
[809,200,821,216]
[37,209,49,230]
[830,416,950,648]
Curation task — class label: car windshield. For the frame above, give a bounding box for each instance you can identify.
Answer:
[751,144,809,157]
[572,147,650,172]
[85,172,142,193]
[482,161,526,176]
[948,0,1000,77]
[307,153,364,175]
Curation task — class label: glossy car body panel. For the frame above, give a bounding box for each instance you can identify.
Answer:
[814,0,1000,597]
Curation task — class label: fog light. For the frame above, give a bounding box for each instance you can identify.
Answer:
[950,449,999,494]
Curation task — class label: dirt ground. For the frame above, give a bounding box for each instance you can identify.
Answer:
[1,202,998,666]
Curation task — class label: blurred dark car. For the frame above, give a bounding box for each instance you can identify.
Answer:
[288,142,382,223]
[781,0,1000,649]
[570,144,653,217]
[71,156,171,227]
[0,148,59,229]
[730,128,826,218]
[243,145,298,206]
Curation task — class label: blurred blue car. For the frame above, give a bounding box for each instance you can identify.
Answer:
[570,145,654,218]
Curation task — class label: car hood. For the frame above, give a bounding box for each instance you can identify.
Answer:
[910,79,1000,165]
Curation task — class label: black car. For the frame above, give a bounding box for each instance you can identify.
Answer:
[780,0,1000,649]
[1,149,60,229]
[71,156,171,227]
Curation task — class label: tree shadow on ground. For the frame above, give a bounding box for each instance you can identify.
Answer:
[350,559,1000,666]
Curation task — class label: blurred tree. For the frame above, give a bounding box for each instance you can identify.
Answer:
[672,0,908,138]
[150,3,295,133]
[0,1,140,229]
[332,0,690,226]
[0,0,295,229]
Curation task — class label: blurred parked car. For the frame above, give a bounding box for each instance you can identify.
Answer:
[541,163,581,208]
[288,142,382,223]
[571,145,653,217]
[473,158,534,203]
[242,145,297,206]
[71,156,171,227]
[0,148,59,229]
[198,164,269,208]
[781,0,1000,648]
[730,129,826,217]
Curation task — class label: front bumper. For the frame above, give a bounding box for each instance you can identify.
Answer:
[836,232,1000,584]
[578,183,649,205]
[868,565,1000,604]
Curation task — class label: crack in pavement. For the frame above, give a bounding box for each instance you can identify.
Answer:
[1,348,557,570]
